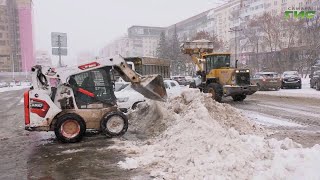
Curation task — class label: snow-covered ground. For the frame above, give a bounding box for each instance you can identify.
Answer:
[0,85,30,93]
[256,77,320,99]
[107,89,320,179]
[242,110,304,127]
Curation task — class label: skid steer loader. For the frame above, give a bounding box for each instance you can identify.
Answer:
[24,55,167,143]
[181,40,258,102]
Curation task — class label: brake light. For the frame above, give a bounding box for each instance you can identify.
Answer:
[78,62,100,70]
[24,91,30,125]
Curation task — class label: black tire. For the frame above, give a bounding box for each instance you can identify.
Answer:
[232,94,247,102]
[257,84,261,91]
[299,85,302,89]
[316,83,320,91]
[132,101,144,110]
[100,111,128,137]
[189,82,196,88]
[206,83,223,102]
[54,114,86,143]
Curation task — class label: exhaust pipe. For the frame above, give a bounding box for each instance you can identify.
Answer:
[235,60,239,69]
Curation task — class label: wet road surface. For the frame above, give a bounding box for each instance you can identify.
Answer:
[227,93,320,147]
[0,89,138,179]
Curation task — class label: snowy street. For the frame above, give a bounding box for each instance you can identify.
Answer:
[0,86,320,179]
[0,89,138,179]
[229,93,320,147]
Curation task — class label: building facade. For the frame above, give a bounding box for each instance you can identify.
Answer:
[101,26,165,58]
[0,0,33,73]
[35,50,52,67]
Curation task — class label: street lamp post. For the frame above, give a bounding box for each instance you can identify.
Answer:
[229,27,243,64]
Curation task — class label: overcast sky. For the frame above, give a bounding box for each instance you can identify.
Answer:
[33,0,224,65]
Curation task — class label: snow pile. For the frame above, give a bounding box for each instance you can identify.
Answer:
[112,89,320,179]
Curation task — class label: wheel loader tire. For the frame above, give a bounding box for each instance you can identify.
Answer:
[189,82,196,88]
[232,94,247,102]
[316,82,320,91]
[100,111,128,137]
[54,114,86,143]
[206,83,223,103]
[257,84,261,91]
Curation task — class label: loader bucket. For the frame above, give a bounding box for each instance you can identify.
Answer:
[131,75,167,102]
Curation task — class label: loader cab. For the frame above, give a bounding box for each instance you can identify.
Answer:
[203,53,231,74]
[69,66,117,109]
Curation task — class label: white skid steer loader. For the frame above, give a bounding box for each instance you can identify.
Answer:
[24,55,167,143]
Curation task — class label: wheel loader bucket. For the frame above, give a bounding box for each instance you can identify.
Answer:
[131,75,167,102]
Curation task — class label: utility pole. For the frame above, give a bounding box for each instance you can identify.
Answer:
[58,35,62,67]
[229,27,243,63]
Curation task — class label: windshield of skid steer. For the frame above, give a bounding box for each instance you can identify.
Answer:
[69,67,116,106]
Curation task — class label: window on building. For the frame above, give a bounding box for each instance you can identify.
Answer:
[0,40,6,46]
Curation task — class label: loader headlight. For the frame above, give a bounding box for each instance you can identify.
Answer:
[236,70,240,73]
[117,97,129,102]
[246,70,250,73]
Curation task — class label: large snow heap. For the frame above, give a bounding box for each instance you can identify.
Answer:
[111,89,320,179]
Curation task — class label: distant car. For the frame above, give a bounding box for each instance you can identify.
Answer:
[0,82,8,88]
[281,71,301,89]
[114,82,130,92]
[9,80,21,87]
[251,72,281,91]
[171,76,189,86]
[164,80,181,96]
[310,70,320,90]
[21,80,32,86]
[114,85,146,112]
[115,80,182,112]
[188,76,202,88]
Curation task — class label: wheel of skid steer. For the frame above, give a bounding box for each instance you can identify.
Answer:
[232,94,247,102]
[54,114,86,143]
[206,83,223,103]
[100,111,128,137]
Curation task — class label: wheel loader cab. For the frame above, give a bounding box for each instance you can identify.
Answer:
[69,66,117,109]
[203,54,231,73]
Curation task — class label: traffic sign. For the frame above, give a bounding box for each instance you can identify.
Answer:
[52,48,68,56]
[51,32,67,47]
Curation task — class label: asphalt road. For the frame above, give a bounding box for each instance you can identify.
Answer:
[227,93,320,147]
[0,89,138,180]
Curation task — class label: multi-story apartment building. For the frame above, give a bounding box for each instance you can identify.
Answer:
[101,26,164,58]
[128,26,164,57]
[0,0,33,73]
[167,10,211,41]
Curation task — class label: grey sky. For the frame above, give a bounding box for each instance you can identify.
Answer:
[33,0,223,65]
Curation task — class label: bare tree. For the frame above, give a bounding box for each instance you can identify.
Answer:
[191,30,224,51]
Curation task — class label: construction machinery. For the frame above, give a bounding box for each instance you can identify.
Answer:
[181,40,258,102]
[24,55,167,143]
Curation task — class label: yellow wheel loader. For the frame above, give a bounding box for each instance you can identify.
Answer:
[181,40,257,102]
[24,55,167,143]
